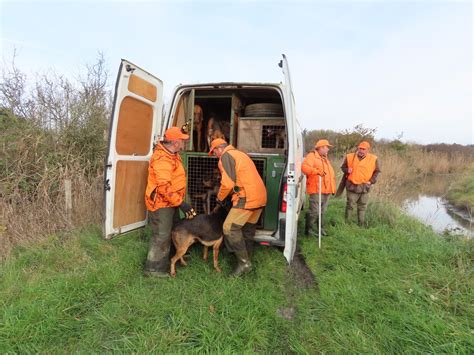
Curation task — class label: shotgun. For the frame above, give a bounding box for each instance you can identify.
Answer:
[334,150,357,198]
[334,174,347,198]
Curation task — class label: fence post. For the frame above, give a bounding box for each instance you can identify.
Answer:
[65,179,72,224]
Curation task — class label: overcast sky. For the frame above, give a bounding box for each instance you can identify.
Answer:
[1,0,472,144]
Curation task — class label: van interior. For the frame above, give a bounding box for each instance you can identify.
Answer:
[171,87,287,235]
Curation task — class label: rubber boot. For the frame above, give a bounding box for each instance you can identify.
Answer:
[345,207,351,224]
[227,223,252,277]
[358,210,366,228]
[304,212,311,235]
[231,250,252,277]
[242,223,257,257]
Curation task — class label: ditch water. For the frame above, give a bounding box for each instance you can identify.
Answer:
[400,175,473,237]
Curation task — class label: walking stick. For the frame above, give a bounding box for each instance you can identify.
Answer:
[318,175,322,249]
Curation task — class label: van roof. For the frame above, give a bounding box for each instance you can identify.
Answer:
[174,82,284,90]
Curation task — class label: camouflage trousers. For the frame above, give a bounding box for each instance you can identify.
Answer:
[305,193,330,234]
[345,191,370,226]
[145,207,179,273]
[223,207,262,261]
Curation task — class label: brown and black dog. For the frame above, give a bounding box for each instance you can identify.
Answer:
[170,203,228,277]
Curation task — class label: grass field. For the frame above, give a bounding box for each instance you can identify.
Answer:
[1,200,472,353]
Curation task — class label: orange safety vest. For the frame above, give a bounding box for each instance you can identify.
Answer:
[347,152,377,185]
[145,143,186,211]
[302,150,336,194]
[217,145,267,209]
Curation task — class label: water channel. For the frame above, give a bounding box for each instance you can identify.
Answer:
[399,175,473,237]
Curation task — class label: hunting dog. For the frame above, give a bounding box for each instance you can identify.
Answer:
[265,126,286,148]
[193,104,204,151]
[170,203,228,277]
[206,116,230,149]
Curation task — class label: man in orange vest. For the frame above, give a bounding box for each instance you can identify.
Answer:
[144,127,196,277]
[208,138,267,276]
[341,141,381,227]
[302,139,336,236]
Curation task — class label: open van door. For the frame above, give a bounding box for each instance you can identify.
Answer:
[103,60,164,239]
[279,54,302,263]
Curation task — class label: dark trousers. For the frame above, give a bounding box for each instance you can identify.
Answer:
[345,191,370,225]
[306,193,330,233]
[145,207,179,272]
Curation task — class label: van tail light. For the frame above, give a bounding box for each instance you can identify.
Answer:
[281,183,287,212]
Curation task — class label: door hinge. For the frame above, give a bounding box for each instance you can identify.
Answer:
[104,179,111,191]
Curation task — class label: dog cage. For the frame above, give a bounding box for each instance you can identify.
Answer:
[261,124,286,148]
[185,154,266,227]
[237,117,286,154]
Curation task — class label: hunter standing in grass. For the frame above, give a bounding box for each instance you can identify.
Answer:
[144,127,196,277]
[209,138,267,277]
[341,141,381,227]
[302,139,336,236]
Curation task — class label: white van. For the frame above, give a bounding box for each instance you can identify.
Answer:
[103,54,305,263]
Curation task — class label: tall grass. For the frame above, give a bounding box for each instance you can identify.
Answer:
[1,55,109,260]
[365,147,474,200]
[1,201,472,352]
[446,171,474,213]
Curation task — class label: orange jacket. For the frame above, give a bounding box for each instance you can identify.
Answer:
[346,152,378,185]
[217,145,267,209]
[145,143,186,211]
[302,150,336,194]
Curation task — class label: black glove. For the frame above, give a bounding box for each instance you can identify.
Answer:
[179,202,197,219]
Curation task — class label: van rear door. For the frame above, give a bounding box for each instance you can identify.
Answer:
[103,60,164,239]
[279,54,302,263]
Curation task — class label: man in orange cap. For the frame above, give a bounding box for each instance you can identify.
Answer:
[302,139,336,236]
[209,138,267,276]
[144,126,196,277]
[341,141,381,227]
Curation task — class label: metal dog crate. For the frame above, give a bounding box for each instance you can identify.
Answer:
[181,152,284,230]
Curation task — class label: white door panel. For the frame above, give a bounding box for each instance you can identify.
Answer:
[103,60,164,239]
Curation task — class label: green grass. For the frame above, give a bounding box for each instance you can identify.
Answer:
[447,172,474,212]
[1,200,473,353]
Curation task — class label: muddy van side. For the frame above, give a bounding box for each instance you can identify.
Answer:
[104,55,305,262]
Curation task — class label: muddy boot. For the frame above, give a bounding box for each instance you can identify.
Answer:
[304,212,311,235]
[231,249,252,277]
[345,207,352,224]
[320,216,328,236]
[242,223,257,257]
[358,210,366,228]
[227,224,252,277]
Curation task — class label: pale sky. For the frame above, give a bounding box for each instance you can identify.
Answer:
[1,0,472,144]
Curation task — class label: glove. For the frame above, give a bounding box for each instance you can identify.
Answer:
[179,202,196,219]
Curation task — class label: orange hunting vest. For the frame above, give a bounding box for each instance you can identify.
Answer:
[217,145,267,209]
[145,143,186,211]
[302,151,336,194]
[347,153,377,185]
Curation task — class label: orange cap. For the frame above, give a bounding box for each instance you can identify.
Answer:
[164,126,189,140]
[208,138,227,156]
[358,141,371,150]
[315,139,333,149]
